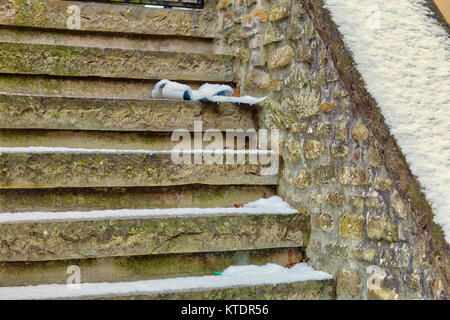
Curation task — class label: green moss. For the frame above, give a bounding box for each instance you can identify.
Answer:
[337,54,353,73]
[0,213,305,261]
[339,214,365,240]
[269,1,290,22]
[0,42,233,81]
[15,0,47,26]
[194,188,225,203]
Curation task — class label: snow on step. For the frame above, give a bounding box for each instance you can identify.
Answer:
[0,263,332,300]
[0,197,303,261]
[324,0,450,241]
[0,196,297,224]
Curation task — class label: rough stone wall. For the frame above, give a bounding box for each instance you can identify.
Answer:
[215,0,449,299]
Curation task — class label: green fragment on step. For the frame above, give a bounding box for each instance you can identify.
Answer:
[214,271,223,275]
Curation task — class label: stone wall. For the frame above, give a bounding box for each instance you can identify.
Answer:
[215,0,449,299]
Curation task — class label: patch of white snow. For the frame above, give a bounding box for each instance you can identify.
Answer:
[324,0,450,242]
[0,263,332,300]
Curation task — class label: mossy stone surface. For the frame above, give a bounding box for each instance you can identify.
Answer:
[0,42,233,82]
[0,248,300,286]
[0,152,277,188]
[0,185,275,213]
[0,94,255,132]
[0,0,216,38]
[0,213,307,261]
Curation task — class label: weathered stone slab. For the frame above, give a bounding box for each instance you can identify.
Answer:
[0,0,216,38]
[0,185,275,213]
[0,213,306,261]
[0,74,158,98]
[0,27,216,53]
[0,75,209,99]
[0,42,233,81]
[92,280,336,300]
[0,152,278,189]
[0,94,255,132]
[0,130,180,150]
[0,248,299,286]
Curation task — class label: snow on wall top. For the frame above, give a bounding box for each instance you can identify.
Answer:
[324,0,450,242]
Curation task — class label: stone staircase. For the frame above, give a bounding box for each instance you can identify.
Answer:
[0,1,335,299]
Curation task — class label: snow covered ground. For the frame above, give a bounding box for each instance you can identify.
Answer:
[0,263,332,300]
[324,0,450,242]
[0,196,297,223]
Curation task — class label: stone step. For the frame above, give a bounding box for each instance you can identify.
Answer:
[0,75,208,99]
[0,185,276,213]
[0,130,181,151]
[0,0,217,38]
[0,149,278,189]
[0,94,255,132]
[0,130,261,154]
[0,264,335,300]
[0,42,234,82]
[0,201,306,262]
[0,248,301,287]
[0,26,218,53]
[97,280,336,300]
